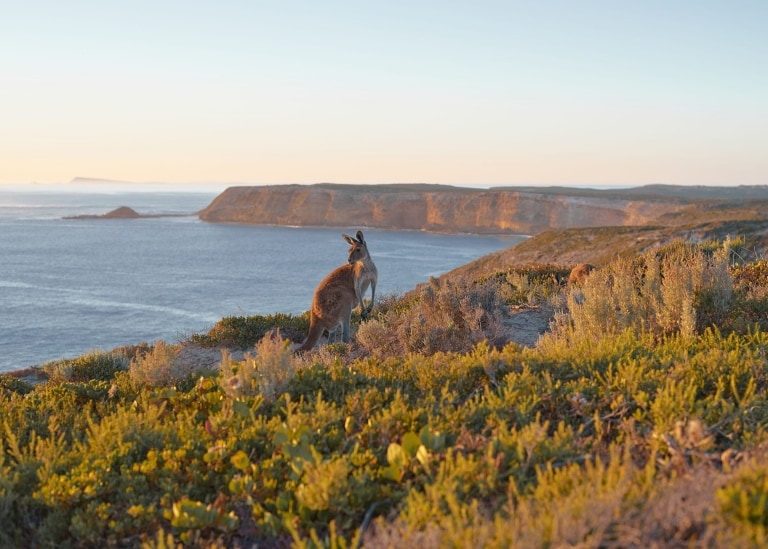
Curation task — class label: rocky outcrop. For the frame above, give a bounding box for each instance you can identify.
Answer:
[198,183,694,234]
[66,206,141,219]
[65,206,194,220]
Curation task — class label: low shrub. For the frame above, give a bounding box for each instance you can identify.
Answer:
[357,276,507,357]
[128,341,190,387]
[42,350,129,383]
[0,374,34,395]
[545,240,738,348]
[481,263,568,303]
[219,330,299,401]
[190,313,309,349]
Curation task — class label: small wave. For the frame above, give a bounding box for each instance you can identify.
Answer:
[57,294,220,323]
[0,280,36,289]
[1,279,218,322]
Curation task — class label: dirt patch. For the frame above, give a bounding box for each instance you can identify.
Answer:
[175,345,246,370]
[502,304,555,348]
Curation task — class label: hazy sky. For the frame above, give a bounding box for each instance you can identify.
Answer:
[2,1,766,187]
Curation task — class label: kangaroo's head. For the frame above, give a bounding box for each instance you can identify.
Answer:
[342,231,369,265]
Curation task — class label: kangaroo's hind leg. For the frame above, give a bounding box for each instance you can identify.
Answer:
[327,321,343,344]
[340,306,353,343]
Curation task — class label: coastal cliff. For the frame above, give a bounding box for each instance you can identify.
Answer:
[198,183,698,234]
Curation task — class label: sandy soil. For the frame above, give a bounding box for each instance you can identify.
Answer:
[501,304,555,348]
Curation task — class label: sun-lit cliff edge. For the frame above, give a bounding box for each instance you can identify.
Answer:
[197,183,732,234]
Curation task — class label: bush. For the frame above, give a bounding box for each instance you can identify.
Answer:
[545,240,737,347]
[190,313,309,349]
[219,331,299,401]
[128,341,190,387]
[357,276,507,357]
[42,351,129,383]
[728,260,768,333]
[0,374,34,395]
[717,459,768,544]
[481,263,568,304]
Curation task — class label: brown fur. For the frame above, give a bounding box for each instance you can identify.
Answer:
[297,231,377,352]
[568,263,596,285]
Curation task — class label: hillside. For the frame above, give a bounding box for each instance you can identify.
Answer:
[197,183,755,234]
[445,199,768,281]
[4,237,768,547]
[445,221,768,282]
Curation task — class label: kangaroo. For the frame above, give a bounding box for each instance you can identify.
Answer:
[567,263,596,285]
[297,230,378,352]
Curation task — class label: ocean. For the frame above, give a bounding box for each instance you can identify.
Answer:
[0,186,524,373]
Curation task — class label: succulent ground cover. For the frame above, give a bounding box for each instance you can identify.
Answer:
[2,239,768,547]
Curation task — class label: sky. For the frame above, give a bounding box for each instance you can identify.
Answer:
[1,1,766,187]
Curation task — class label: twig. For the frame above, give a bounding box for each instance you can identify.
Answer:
[354,499,389,549]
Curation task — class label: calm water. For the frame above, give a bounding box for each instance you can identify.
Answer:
[0,186,523,372]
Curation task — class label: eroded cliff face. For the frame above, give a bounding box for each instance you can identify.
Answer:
[198,184,686,234]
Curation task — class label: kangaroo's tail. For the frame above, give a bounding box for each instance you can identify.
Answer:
[296,315,324,353]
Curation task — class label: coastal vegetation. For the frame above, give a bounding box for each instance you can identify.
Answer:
[2,237,768,547]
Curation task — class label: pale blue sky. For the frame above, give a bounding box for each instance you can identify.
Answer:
[1,1,766,186]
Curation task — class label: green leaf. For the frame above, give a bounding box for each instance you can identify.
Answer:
[230,450,251,472]
[382,464,403,482]
[386,442,407,468]
[419,426,446,452]
[402,432,421,458]
[233,399,252,419]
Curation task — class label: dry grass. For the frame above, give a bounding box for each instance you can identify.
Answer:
[543,241,737,349]
[356,276,507,358]
[128,340,191,387]
[219,330,299,401]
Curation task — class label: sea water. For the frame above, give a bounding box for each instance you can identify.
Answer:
[0,187,523,372]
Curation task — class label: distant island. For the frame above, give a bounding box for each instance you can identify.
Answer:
[66,206,142,220]
[198,182,768,235]
[65,206,187,220]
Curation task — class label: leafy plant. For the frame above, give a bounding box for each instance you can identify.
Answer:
[0,374,34,395]
[42,350,128,383]
[190,313,309,349]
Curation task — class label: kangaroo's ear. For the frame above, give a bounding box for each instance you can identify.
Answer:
[342,234,356,245]
[356,230,365,243]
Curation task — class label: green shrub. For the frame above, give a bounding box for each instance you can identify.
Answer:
[190,313,309,349]
[42,350,129,383]
[481,263,568,304]
[0,374,34,395]
[718,460,768,544]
